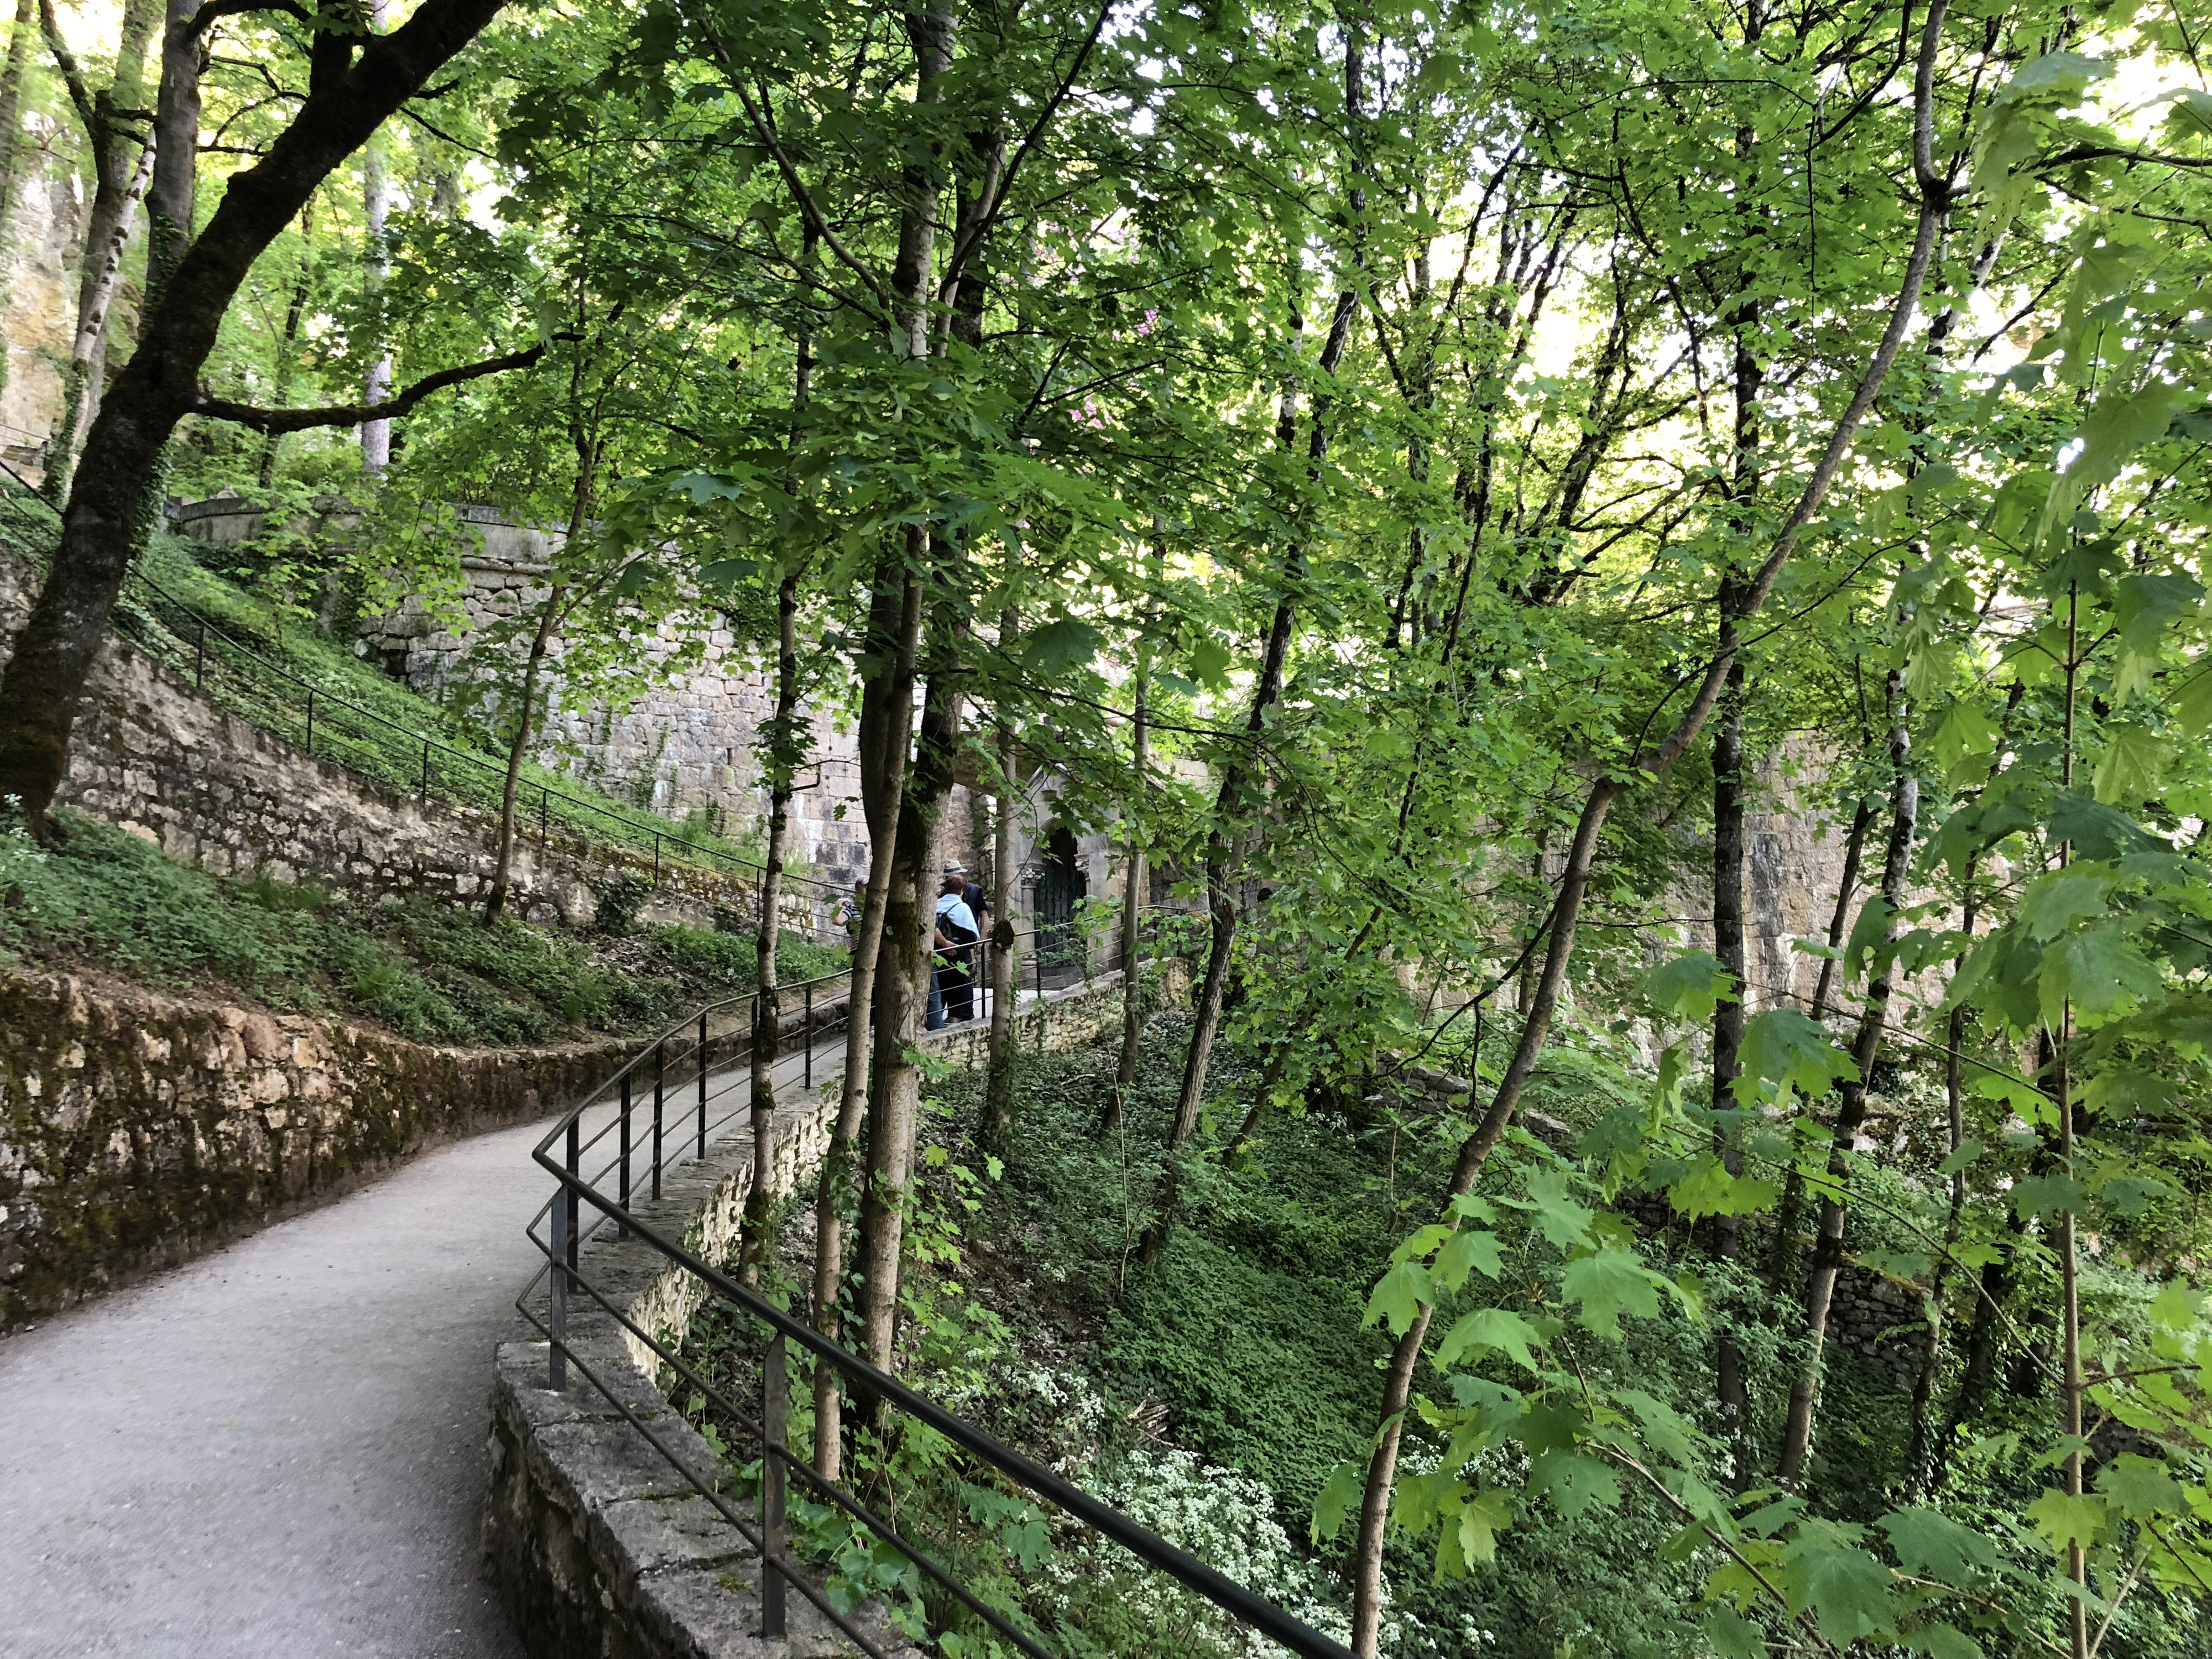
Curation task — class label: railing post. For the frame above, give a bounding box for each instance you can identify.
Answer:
[540,787,549,848]
[305,688,314,758]
[548,1176,568,1393]
[761,1330,788,1639]
[555,1113,581,1391]
[652,1040,665,1202]
[195,620,205,689]
[653,833,660,885]
[803,983,813,1092]
[697,1010,708,1159]
[420,738,430,800]
[618,1072,632,1237]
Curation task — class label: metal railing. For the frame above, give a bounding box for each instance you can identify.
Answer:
[0,467,848,931]
[516,929,1350,1659]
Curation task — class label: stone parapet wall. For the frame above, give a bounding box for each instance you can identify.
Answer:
[483,961,1189,1659]
[0,969,632,1329]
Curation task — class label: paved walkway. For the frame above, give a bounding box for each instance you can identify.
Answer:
[0,1022,860,1659]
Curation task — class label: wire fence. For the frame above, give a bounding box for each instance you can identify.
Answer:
[517,928,1352,1659]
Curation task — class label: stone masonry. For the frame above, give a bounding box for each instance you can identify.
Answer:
[0,967,631,1329]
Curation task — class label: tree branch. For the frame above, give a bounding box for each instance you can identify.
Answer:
[192,344,543,431]
[191,0,315,35]
[938,0,1113,299]
[38,0,98,139]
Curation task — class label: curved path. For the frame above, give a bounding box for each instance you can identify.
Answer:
[0,1008,872,1659]
[0,1116,548,1659]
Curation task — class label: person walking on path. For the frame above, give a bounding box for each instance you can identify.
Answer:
[930,872,979,1027]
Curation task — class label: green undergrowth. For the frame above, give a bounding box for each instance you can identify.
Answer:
[673,1000,2189,1659]
[0,807,840,1046]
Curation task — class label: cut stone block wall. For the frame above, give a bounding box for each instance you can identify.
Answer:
[0,969,631,1329]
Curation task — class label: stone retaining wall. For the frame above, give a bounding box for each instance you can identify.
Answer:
[0,969,632,1329]
[0,552,774,932]
[483,962,1188,1659]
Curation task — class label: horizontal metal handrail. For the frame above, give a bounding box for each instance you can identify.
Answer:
[523,927,1354,1659]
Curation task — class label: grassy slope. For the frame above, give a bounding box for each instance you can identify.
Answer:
[0,480,776,882]
[852,1012,1712,1659]
[0,808,842,1046]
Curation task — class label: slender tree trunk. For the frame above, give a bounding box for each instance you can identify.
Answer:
[0,0,511,837]
[1348,23,1954,1630]
[856,607,961,1375]
[44,131,153,503]
[144,0,197,293]
[1777,667,1918,1485]
[484,575,566,924]
[810,553,921,1481]
[739,567,801,1284]
[1905,856,1977,1495]
[1350,775,1626,1655]
[39,0,160,497]
[0,0,34,227]
[2052,585,2089,1659]
[1141,284,1359,1265]
[847,0,956,1389]
[257,206,315,488]
[1102,664,1147,1135]
[1710,653,1751,1488]
[982,611,1019,1149]
[739,231,817,1282]
[0,0,40,406]
[358,0,393,476]
[486,333,599,924]
[1766,789,1874,1295]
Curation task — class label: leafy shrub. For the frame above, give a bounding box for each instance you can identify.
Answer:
[589,871,652,936]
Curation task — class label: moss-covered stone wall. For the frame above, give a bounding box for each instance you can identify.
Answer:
[0,969,632,1328]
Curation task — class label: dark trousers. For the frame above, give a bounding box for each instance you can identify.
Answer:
[933,959,974,1025]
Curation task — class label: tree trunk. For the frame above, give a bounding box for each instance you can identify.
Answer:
[1765,789,1874,1295]
[1905,857,1977,1495]
[358,0,393,476]
[1710,654,1750,1488]
[1101,664,1147,1135]
[1777,667,1918,1485]
[144,0,197,293]
[1349,775,1626,1655]
[855,612,961,1374]
[483,573,566,924]
[0,0,34,228]
[1141,284,1359,1265]
[809,550,921,1481]
[44,131,154,503]
[739,229,817,1283]
[0,0,40,405]
[739,566,801,1284]
[982,611,1019,1150]
[39,0,160,497]
[0,0,510,837]
[847,0,960,1385]
[257,205,315,488]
